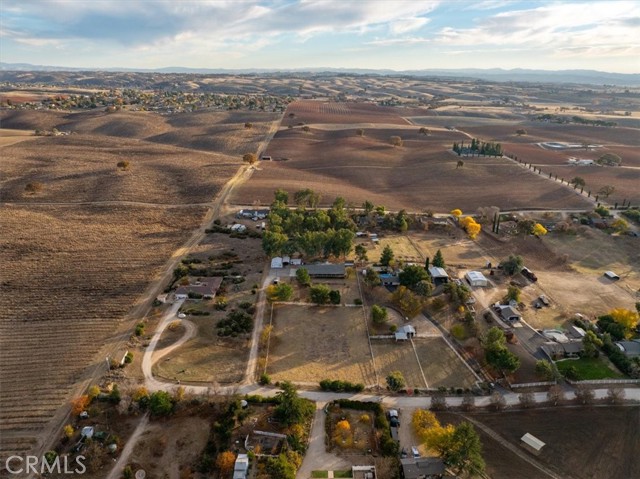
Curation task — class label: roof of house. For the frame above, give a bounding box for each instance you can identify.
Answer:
[521,433,545,451]
[271,257,283,268]
[175,277,223,297]
[499,305,521,320]
[616,340,640,356]
[566,325,586,339]
[234,454,249,475]
[466,270,488,282]
[428,266,448,278]
[400,457,446,479]
[562,340,584,354]
[305,263,346,276]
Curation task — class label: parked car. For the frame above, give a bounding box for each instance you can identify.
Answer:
[521,267,538,282]
[401,447,408,458]
[411,446,420,458]
[538,295,550,306]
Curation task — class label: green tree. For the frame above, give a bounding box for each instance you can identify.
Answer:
[570,177,586,188]
[501,255,523,275]
[432,249,445,268]
[293,188,321,208]
[329,289,341,305]
[598,185,615,198]
[504,285,521,303]
[535,360,556,380]
[597,153,622,166]
[296,267,311,286]
[371,305,388,325]
[483,327,507,350]
[386,371,406,391]
[516,219,536,235]
[274,188,289,204]
[149,391,174,416]
[364,268,381,286]
[443,422,485,477]
[486,347,520,374]
[262,231,289,256]
[275,381,314,426]
[414,279,434,297]
[399,264,429,289]
[362,200,374,215]
[380,245,394,266]
[355,244,368,262]
[582,330,604,358]
[391,286,424,318]
[310,284,331,304]
[267,283,294,302]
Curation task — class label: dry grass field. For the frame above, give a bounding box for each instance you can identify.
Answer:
[439,407,640,479]
[232,102,594,212]
[371,341,427,388]
[414,338,477,388]
[265,305,376,385]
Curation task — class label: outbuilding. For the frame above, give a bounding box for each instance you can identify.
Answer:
[604,271,620,280]
[428,266,449,286]
[465,271,488,287]
[521,433,545,455]
[271,257,283,269]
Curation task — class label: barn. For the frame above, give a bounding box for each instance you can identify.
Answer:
[465,271,488,287]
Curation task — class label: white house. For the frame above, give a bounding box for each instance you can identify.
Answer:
[395,325,416,341]
[465,271,488,287]
[521,433,545,454]
[271,257,283,269]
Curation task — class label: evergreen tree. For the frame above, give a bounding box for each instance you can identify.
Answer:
[432,249,445,268]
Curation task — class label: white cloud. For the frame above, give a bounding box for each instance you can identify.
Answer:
[435,1,640,63]
[367,37,431,46]
[390,17,430,35]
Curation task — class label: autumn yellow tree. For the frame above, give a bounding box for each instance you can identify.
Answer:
[460,216,482,239]
[450,209,462,217]
[87,385,101,400]
[333,419,353,447]
[532,223,548,236]
[63,424,74,439]
[71,395,90,415]
[216,451,236,475]
[132,386,149,402]
[412,409,455,454]
[609,308,640,338]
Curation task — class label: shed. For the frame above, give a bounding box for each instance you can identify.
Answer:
[428,266,449,285]
[271,257,283,269]
[604,271,620,280]
[465,271,488,287]
[380,273,400,286]
[81,426,94,439]
[521,433,545,454]
[395,325,416,341]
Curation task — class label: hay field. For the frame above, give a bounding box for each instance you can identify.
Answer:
[0,204,205,456]
[233,104,593,212]
[413,338,477,388]
[265,305,376,385]
[371,341,426,388]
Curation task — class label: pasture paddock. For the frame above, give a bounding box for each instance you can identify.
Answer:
[265,305,376,385]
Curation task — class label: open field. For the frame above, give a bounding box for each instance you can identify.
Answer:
[371,341,427,388]
[265,305,376,385]
[0,128,35,147]
[233,104,593,212]
[414,338,477,388]
[0,109,279,204]
[0,204,205,456]
[439,407,640,479]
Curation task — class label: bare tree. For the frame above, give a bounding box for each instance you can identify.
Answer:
[461,394,476,412]
[574,385,595,405]
[456,160,464,169]
[489,392,506,411]
[518,391,535,409]
[430,392,448,411]
[390,136,403,147]
[242,153,257,165]
[606,387,625,404]
[546,385,565,406]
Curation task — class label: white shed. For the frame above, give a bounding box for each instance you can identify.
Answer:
[521,433,545,454]
[271,257,283,269]
[465,271,488,287]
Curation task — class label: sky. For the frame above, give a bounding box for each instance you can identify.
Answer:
[1,0,639,73]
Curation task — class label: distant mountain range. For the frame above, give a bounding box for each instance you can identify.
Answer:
[1,62,639,86]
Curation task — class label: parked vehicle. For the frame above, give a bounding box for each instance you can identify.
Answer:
[411,446,420,458]
[521,267,538,282]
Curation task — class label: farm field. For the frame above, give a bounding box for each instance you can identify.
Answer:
[265,305,376,386]
[371,341,427,389]
[439,407,640,479]
[0,204,205,456]
[0,127,35,147]
[413,338,478,388]
[233,106,593,211]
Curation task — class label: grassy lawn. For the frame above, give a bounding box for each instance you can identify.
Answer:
[311,472,328,478]
[556,357,625,380]
[334,471,353,478]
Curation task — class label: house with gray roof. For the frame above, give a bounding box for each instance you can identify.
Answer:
[616,339,640,357]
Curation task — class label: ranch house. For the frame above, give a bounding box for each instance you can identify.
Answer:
[175,277,223,300]
[395,325,416,341]
[496,305,522,322]
[304,263,346,278]
[401,457,445,479]
[236,208,269,220]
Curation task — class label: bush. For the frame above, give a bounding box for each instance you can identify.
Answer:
[319,379,364,393]
[371,305,388,324]
[354,298,363,305]
[124,352,133,364]
[149,391,174,416]
[329,290,341,305]
[259,373,271,385]
[310,284,331,304]
[24,181,44,194]
[217,310,253,336]
[135,323,145,336]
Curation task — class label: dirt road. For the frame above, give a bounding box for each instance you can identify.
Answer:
[104,414,150,479]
